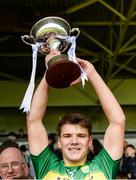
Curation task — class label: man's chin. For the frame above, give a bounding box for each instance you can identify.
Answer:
[69,152,82,159]
[68,156,83,163]
[13,176,27,179]
[6,175,16,179]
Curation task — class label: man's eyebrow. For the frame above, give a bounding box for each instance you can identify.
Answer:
[0,161,22,165]
[62,133,71,136]
[78,133,87,136]
[0,163,8,166]
[62,133,88,136]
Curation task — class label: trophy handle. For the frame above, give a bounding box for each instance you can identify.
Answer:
[21,35,36,46]
[70,28,80,37]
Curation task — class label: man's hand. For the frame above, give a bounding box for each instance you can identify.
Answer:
[70,57,95,86]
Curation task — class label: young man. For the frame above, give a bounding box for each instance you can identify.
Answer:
[27,51,125,179]
[0,141,33,179]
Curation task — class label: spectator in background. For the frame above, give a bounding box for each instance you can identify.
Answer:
[117,139,129,179]
[7,131,17,143]
[17,128,27,139]
[48,133,56,152]
[121,144,136,179]
[90,138,103,157]
[20,144,36,178]
[0,141,34,179]
[123,139,128,149]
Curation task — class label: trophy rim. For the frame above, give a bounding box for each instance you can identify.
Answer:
[30,16,71,39]
[47,54,68,67]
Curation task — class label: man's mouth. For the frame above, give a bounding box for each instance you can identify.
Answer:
[68,147,81,151]
[7,174,17,179]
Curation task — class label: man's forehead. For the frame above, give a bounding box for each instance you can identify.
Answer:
[61,124,89,134]
[1,147,20,153]
[0,147,23,162]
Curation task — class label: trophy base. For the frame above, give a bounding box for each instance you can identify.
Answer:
[46,55,81,88]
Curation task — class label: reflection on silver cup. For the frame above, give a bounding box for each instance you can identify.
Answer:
[21,16,81,88]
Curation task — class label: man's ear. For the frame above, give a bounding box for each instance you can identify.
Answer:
[89,136,93,150]
[57,137,61,149]
[0,170,2,177]
[23,163,29,177]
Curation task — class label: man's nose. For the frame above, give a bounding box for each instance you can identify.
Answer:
[71,136,78,143]
[7,165,14,173]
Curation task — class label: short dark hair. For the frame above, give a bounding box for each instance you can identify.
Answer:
[0,140,19,154]
[125,144,135,150]
[57,113,92,136]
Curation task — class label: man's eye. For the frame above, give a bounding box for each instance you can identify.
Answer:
[63,134,71,138]
[1,165,8,169]
[78,134,86,138]
[12,162,19,166]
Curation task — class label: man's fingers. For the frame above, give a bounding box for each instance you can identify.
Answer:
[70,77,81,86]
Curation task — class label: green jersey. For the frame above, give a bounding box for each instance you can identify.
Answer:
[31,146,120,180]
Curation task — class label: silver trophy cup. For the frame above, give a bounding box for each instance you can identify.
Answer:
[21,16,81,88]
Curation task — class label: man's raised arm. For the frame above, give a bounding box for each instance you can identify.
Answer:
[27,75,49,155]
[76,58,126,160]
[26,50,62,156]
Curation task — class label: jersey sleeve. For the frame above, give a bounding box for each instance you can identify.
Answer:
[92,147,121,179]
[30,146,59,179]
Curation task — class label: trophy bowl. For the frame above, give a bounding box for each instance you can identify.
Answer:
[21,16,81,88]
[46,54,81,88]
